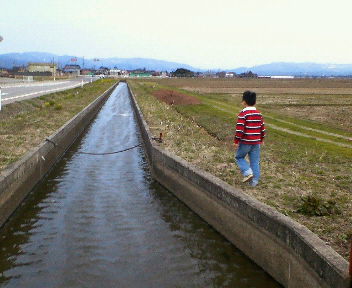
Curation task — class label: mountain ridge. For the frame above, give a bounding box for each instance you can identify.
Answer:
[229,62,352,76]
[0,52,198,72]
[1,52,352,76]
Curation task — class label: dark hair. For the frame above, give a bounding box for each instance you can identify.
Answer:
[242,90,256,106]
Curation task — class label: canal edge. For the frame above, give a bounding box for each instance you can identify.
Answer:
[127,83,350,288]
[0,81,119,229]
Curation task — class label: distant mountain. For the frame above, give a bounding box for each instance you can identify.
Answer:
[1,52,352,76]
[0,52,198,72]
[229,62,352,76]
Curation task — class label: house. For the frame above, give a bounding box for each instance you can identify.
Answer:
[63,64,81,76]
[128,72,152,78]
[27,63,57,75]
[0,68,10,77]
[81,69,95,76]
[109,68,121,76]
[96,66,109,75]
[270,75,295,79]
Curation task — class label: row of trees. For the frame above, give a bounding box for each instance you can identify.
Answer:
[171,68,258,78]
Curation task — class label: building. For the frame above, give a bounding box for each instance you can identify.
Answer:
[0,68,10,77]
[95,66,109,75]
[225,72,235,78]
[27,63,57,74]
[63,64,81,76]
[270,75,295,79]
[109,68,121,76]
[128,72,152,77]
[81,69,95,76]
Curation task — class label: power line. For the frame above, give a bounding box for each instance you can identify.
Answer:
[46,138,142,155]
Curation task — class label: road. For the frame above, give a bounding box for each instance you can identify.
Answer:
[0,76,99,105]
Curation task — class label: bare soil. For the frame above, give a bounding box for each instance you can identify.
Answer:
[152,89,201,105]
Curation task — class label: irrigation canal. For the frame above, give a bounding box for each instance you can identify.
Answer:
[0,83,281,287]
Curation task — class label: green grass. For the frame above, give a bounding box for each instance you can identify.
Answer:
[129,80,352,260]
[194,93,352,140]
[175,93,352,158]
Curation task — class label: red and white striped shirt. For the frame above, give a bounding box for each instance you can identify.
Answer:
[234,107,266,145]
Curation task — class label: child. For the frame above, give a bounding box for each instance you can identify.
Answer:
[234,91,266,187]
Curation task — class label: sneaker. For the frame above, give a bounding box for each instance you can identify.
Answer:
[242,174,253,183]
[250,180,259,187]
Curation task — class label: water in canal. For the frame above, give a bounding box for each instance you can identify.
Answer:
[0,83,281,287]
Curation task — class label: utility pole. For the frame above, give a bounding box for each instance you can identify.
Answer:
[0,36,3,110]
[52,57,56,81]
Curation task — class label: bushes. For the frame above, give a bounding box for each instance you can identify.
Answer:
[297,195,341,216]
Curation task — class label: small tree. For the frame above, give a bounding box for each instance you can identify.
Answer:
[172,68,194,77]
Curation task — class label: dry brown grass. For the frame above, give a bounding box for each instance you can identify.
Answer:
[184,87,352,95]
[140,77,352,131]
[141,78,352,98]
[147,77,352,88]
[0,79,117,171]
[230,92,352,132]
[130,79,352,260]
[278,106,352,132]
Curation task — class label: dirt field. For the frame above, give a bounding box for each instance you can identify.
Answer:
[148,77,352,89]
[146,78,352,133]
[152,89,201,105]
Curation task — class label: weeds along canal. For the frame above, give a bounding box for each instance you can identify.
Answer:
[0,83,281,288]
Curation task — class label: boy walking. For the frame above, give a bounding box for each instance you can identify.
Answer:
[234,91,266,187]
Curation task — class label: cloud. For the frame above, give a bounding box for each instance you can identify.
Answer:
[1,0,352,68]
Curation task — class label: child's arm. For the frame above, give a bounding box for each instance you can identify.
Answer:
[234,112,245,145]
[261,117,266,143]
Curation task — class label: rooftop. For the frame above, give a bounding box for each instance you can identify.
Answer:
[28,62,56,66]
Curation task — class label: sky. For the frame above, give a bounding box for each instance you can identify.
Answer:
[1,0,352,69]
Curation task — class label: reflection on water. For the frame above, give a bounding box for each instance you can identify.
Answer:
[0,83,281,287]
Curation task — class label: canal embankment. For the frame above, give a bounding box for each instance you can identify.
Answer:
[0,81,118,228]
[0,82,281,287]
[127,83,350,288]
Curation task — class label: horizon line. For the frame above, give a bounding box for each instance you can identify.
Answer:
[1,51,352,71]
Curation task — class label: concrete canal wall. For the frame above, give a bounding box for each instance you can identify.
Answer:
[0,82,118,229]
[128,84,350,288]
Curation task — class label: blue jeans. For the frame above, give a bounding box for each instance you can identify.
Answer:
[235,144,261,184]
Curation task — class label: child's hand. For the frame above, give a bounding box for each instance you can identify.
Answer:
[234,143,239,149]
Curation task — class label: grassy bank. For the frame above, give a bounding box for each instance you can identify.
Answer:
[129,79,352,260]
[0,78,116,171]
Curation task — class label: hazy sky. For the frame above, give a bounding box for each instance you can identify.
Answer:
[1,0,352,69]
